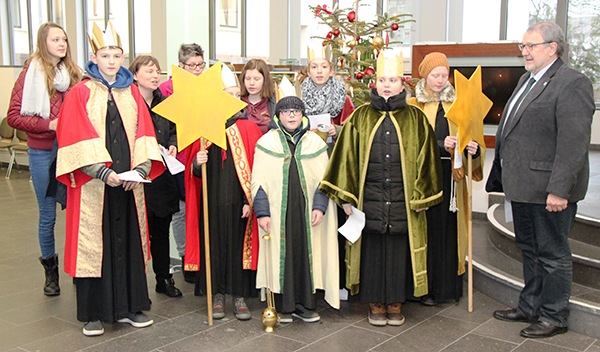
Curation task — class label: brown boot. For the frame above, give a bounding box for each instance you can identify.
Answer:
[386,303,405,326]
[368,302,387,326]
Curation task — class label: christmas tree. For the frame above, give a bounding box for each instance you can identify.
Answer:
[309,0,416,106]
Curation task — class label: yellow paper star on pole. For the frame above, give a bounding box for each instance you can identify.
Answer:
[445,66,493,154]
[152,63,247,151]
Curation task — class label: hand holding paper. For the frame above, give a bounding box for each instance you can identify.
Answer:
[338,206,365,243]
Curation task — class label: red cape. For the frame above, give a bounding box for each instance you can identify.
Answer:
[184,118,262,271]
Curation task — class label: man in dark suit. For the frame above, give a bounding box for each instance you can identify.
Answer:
[489,22,594,338]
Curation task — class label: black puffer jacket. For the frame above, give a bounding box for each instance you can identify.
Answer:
[362,90,408,236]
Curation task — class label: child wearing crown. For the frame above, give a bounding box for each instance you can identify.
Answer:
[56,22,164,337]
[320,51,443,327]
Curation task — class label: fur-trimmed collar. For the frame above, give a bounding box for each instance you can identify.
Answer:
[414,79,455,103]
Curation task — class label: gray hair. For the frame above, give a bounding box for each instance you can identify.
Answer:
[526,22,566,56]
[178,43,204,64]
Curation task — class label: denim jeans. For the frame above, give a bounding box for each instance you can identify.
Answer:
[28,147,57,258]
[512,201,577,327]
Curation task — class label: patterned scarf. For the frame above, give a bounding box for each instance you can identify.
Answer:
[301,76,347,118]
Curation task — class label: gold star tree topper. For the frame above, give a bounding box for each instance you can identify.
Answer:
[445,66,492,154]
[152,62,247,150]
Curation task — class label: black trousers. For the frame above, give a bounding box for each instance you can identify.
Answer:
[512,201,577,327]
[148,214,173,283]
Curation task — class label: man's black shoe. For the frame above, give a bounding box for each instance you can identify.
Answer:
[520,321,567,338]
[493,308,537,323]
[156,278,183,297]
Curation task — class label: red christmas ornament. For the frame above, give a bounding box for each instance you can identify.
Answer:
[333,29,340,37]
[322,40,328,47]
[364,68,375,76]
[356,72,364,80]
[347,11,356,22]
[391,23,399,31]
[369,83,375,89]
[347,76,352,81]
[326,32,333,39]
[356,36,361,41]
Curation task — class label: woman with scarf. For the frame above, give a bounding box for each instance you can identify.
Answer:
[240,59,276,134]
[407,52,484,306]
[7,22,81,296]
[301,49,354,136]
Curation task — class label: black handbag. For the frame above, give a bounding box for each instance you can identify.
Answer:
[485,156,503,193]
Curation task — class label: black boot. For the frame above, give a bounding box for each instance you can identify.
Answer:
[40,254,60,296]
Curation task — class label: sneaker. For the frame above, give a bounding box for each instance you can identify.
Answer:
[421,295,436,306]
[386,303,406,326]
[156,278,183,298]
[368,302,387,326]
[117,312,153,328]
[278,313,293,323]
[213,293,225,319]
[292,304,320,323]
[82,320,104,336]
[233,296,252,320]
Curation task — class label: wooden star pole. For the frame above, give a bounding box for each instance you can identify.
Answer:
[445,66,492,313]
[153,63,247,325]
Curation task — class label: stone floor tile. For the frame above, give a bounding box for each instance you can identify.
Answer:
[0,317,79,352]
[371,315,479,352]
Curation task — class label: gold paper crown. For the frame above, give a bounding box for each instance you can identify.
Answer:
[87,21,122,53]
[376,51,404,78]
[307,43,333,63]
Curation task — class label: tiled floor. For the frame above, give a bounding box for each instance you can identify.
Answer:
[0,151,599,352]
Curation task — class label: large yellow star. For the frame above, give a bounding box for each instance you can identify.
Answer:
[445,66,492,154]
[152,63,247,150]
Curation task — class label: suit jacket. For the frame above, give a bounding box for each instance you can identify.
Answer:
[489,58,594,204]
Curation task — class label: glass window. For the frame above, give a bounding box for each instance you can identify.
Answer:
[461,0,502,43]
[52,0,66,28]
[11,0,22,28]
[567,0,600,101]
[11,0,30,65]
[215,0,241,62]
[528,0,557,23]
[246,0,270,60]
[30,0,50,46]
[134,0,151,56]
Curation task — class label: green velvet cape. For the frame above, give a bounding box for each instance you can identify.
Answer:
[320,103,443,297]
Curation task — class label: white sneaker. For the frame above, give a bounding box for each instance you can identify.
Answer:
[117,312,153,328]
[82,320,104,336]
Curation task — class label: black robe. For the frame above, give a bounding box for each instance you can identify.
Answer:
[193,115,256,298]
[425,102,462,302]
[273,139,316,314]
[75,92,150,323]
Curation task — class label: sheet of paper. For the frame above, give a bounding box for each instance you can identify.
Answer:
[307,113,333,143]
[338,206,365,243]
[160,145,185,174]
[117,170,151,183]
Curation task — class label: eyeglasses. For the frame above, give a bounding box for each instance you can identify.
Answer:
[280,109,302,117]
[182,62,206,69]
[518,41,552,52]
